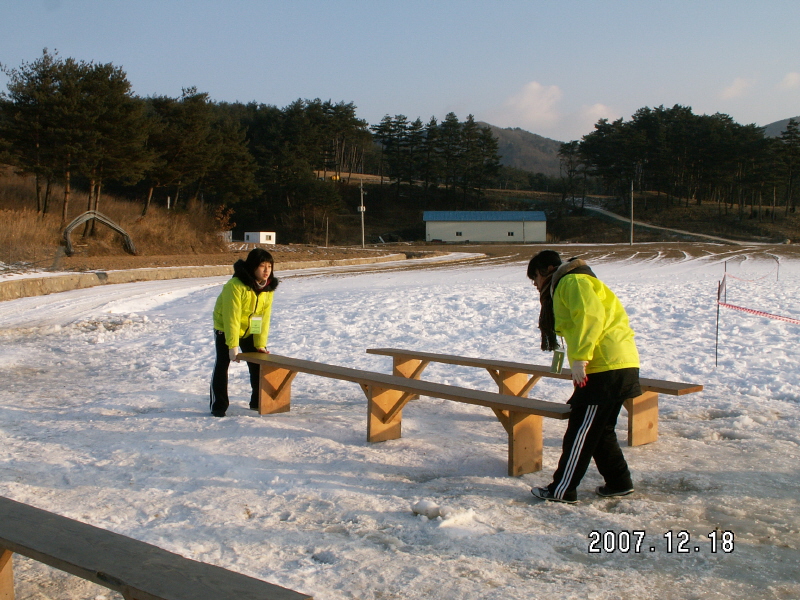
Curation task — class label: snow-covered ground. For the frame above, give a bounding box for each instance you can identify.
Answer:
[1,246,798,599]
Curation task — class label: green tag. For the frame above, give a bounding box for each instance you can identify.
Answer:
[550,349,565,374]
[249,316,263,335]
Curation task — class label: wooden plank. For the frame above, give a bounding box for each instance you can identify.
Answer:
[0,497,312,600]
[367,348,703,396]
[0,549,13,600]
[624,391,659,446]
[638,378,703,396]
[240,354,570,420]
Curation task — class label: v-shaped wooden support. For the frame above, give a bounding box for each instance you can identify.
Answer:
[257,365,298,415]
[362,384,417,442]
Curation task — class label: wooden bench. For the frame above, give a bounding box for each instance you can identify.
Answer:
[0,496,312,600]
[239,353,570,476]
[366,348,704,448]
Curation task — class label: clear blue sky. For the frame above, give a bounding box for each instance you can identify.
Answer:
[2,0,798,141]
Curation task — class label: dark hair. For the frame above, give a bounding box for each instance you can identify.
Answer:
[527,250,562,280]
[244,248,274,275]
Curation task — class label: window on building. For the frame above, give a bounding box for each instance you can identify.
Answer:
[456,232,463,237]
[508,231,515,236]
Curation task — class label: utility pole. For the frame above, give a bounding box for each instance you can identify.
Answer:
[630,178,634,246]
[359,179,366,248]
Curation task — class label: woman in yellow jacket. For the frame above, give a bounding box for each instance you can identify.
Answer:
[210,248,279,417]
[527,250,641,503]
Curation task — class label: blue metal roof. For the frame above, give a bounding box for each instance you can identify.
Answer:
[423,211,546,222]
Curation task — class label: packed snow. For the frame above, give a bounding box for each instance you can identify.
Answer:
[1,245,798,600]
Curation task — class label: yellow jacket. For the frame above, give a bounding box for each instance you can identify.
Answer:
[553,273,639,374]
[213,277,275,349]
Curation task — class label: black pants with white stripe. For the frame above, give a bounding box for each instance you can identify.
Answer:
[209,331,259,414]
[548,368,640,501]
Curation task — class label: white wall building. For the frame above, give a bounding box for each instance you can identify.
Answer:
[423,211,546,243]
[244,231,276,245]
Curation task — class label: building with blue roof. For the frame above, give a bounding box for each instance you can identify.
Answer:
[423,211,546,243]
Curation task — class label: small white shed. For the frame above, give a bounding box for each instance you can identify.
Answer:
[423,211,546,243]
[244,231,276,245]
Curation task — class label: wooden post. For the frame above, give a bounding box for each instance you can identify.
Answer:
[493,371,545,475]
[365,385,404,442]
[0,549,13,600]
[496,371,531,397]
[258,365,297,415]
[624,391,659,446]
[493,409,544,476]
[391,356,428,379]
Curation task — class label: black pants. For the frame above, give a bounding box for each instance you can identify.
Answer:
[209,331,260,414]
[548,368,640,500]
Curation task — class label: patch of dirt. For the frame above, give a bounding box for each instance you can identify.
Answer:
[40,241,800,273]
[55,245,405,272]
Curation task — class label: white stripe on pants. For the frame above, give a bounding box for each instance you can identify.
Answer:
[554,404,598,499]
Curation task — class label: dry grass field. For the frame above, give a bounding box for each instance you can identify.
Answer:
[0,169,229,268]
[2,167,798,273]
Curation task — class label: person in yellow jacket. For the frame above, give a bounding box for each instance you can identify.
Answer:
[210,248,279,417]
[527,250,641,503]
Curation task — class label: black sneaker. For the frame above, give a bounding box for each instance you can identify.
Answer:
[596,485,634,498]
[211,411,226,418]
[531,487,577,504]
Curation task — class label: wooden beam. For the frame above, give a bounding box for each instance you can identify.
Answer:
[0,549,13,600]
[258,366,297,415]
[0,496,312,600]
[624,391,659,446]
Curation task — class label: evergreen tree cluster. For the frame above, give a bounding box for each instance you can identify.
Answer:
[370,113,501,205]
[0,50,262,228]
[571,105,799,220]
[0,50,505,244]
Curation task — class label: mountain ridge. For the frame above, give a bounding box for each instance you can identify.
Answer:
[480,115,800,176]
[477,122,563,176]
[763,116,800,137]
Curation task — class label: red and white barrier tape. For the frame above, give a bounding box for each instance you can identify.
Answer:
[718,301,800,325]
[725,270,777,282]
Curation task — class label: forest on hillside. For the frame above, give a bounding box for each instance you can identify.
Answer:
[0,50,508,245]
[561,105,799,221]
[0,49,797,248]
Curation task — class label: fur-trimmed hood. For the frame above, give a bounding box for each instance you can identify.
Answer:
[550,259,595,296]
[233,259,279,293]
